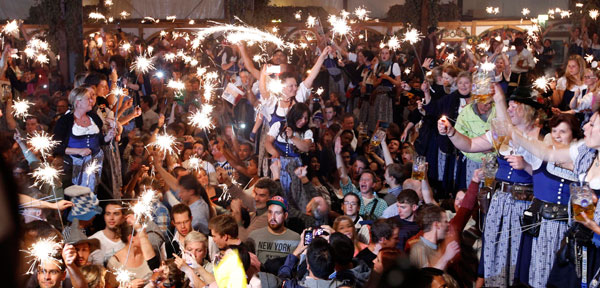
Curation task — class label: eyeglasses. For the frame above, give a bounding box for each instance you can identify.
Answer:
[585,76,597,79]
[344,202,359,206]
[38,268,61,276]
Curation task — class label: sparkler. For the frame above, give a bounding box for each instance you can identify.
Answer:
[104,0,113,6]
[445,53,456,64]
[386,36,401,51]
[196,67,207,78]
[167,79,185,91]
[166,15,176,22]
[89,12,106,22]
[130,54,156,74]
[12,98,32,119]
[84,159,101,177]
[187,155,202,170]
[164,52,176,62]
[295,11,302,20]
[120,11,130,19]
[35,54,49,65]
[147,133,179,156]
[196,22,293,52]
[486,7,499,14]
[327,14,351,40]
[315,87,324,95]
[188,104,215,130]
[189,19,195,25]
[267,79,285,95]
[533,76,555,93]
[354,6,370,21]
[403,28,423,45]
[480,61,496,72]
[121,42,131,52]
[404,68,411,75]
[108,17,114,23]
[2,20,19,37]
[306,15,316,28]
[521,8,530,17]
[560,10,572,18]
[27,131,59,159]
[586,54,595,63]
[591,9,599,20]
[113,268,134,287]
[576,3,583,8]
[31,162,62,189]
[132,188,157,222]
[23,237,63,275]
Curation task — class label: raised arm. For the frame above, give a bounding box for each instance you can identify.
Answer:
[511,128,572,164]
[237,43,260,80]
[302,46,332,89]
[151,151,180,193]
[334,137,350,185]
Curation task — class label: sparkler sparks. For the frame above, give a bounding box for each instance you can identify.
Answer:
[315,87,324,95]
[486,7,499,14]
[480,61,496,72]
[120,11,130,19]
[445,53,456,64]
[132,188,157,222]
[521,8,530,17]
[403,28,423,45]
[267,79,285,95]
[23,237,63,275]
[327,14,351,39]
[89,12,106,22]
[130,54,156,74]
[104,0,113,6]
[147,133,179,156]
[85,159,101,177]
[2,20,19,37]
[385,36,401,51]
[28,131,59,159]
[35,54,49,65]
[354,6,370,21]
[306,15,316,28]
[591,10,599,20]
[121,42,131,51]
[188,104,215,130]
[586,54,595,63]
[533,76,555,93]
[114,268,135,287]
[31,162,62,189]
[166,15,177,22]
[560,10,572,18]
[167,79,185,91]
[295,11,302,20]
[12,98,32,119]
[196,23,293,52]
[187,155,202,170]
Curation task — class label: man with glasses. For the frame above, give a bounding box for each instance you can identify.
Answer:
[161,204,194,260]
[341,193,370,243]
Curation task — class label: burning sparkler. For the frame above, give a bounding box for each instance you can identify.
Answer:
[591,9,599,20]
[586,54,594,63]
[328,14,351,40]
[533,76,555,93]
[521,8,530,17]
[2,20,19,37]
[386,36,401,51]
[188,104,215,130]
[167,79,185,91]
[113,268,134,287]
[85,159,101,177]
[31,162,62,189]
[89,12,106,22]
[130,54,156,74]
[445,53,456,64]
[120,11,130,19]
[28,131,59,159]
[104,0,113,6]
[147,133,179,156]
[12,98,32,119]
[132,188,157,222]
[480,61,496,72]
[354,6,370,21]
[35,54,49,65]
[486,7,499,14]
[166,15,176,22]
[267,79,285,95]
[315,87,324,95]
[295,11,302,20]
[306,15,316,28]
[23,237,63,275]
[403,28,423,45]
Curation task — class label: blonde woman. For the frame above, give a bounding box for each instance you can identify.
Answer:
[570,68,600,123]
[553,54,586,112]
[53,87,115,192]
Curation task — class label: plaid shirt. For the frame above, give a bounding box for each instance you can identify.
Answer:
[340,180,388,219]
[215,160,235,178]
[152,202,171,238]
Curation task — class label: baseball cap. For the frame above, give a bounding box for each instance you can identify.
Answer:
[266,195,288,212]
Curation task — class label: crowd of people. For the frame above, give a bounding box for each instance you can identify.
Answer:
[5,12,600,288]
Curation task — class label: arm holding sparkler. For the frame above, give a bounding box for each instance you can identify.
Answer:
[118,105,142,125]
[151,150,180,194]
[237,43,260,80]
[335,137,350,186]
[437,117,493,153]
[19,193,73,210]
[303,46,333,89]
[5,92,17,131]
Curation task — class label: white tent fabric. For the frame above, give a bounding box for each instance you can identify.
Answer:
[106,0,224,20]
[0,0,37,20]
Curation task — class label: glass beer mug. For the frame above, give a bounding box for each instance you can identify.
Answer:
[571,183,595,222]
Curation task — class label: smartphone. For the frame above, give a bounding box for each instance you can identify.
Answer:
[378,121,390,129]
[304,229,314,245]
[266,65,281,74]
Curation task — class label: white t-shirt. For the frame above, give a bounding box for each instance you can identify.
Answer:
[89,230,125,264]
[267,121,313,144]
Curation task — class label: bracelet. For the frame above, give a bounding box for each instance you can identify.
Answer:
[447,129,456,138]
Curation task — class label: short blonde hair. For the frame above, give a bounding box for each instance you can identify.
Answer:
[184,231,208,248]
[68,87,91,107]
[80,265,106,288]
